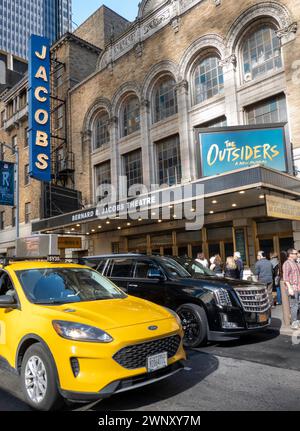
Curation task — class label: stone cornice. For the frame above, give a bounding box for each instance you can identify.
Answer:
[97,0,203,71]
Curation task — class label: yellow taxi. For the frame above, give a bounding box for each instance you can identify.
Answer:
[0,259,185,410]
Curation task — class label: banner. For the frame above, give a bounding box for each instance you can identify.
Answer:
[199,127,287,177]
[0,161,14,206]
[28,34,51,182]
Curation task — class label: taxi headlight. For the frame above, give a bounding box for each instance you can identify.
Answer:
[165,307,182,326]
[52,321,113,343]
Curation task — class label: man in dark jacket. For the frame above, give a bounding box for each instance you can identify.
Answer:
[234,252,244,280]
[255,251,274,307]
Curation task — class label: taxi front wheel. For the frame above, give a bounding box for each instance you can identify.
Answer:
[20,343,64,411]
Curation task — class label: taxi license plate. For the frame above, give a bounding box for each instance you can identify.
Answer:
[147,352,168,373]
[258,313,268,323]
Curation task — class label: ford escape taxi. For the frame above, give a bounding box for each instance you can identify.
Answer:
[0,260,185,410]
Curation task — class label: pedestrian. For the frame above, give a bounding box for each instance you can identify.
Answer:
[213,255,224,276]
[255,251,274,307]
[234,251,244,280]
[282,248,300,330]
[297,250,300,265]
[210,256,216,271]
[196,252,208,268]
[224,256,239,279]
[270,252,281,306]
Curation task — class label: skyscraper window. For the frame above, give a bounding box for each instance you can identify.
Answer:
[0,0,72,59]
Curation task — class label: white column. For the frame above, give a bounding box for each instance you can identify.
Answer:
[176,79,194,181]
[221,54,239,126]
[140,99,154,187]
[109,116,120,199]
[81,130,93,205]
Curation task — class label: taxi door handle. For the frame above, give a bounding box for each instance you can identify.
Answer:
[128,284,138,288]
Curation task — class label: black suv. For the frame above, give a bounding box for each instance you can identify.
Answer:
[81,254,271,347]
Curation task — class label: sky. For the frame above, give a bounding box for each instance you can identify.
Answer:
[72,1,141,28]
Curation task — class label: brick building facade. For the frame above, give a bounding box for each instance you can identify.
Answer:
[1,0,300,267]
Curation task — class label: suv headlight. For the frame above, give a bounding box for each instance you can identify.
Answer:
[165,307,182,326]
[52,321,113,343]
[214,289,232,307]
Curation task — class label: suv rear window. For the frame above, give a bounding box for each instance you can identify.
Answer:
[108,259,134,278]
[81,258,105,273]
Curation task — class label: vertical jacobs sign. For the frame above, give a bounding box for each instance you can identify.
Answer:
[28,35,51,182]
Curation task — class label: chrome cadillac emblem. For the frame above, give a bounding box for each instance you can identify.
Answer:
[148,325,158,331]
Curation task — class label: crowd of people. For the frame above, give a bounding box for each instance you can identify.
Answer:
[196,251,245,280]
[195,249,300,330]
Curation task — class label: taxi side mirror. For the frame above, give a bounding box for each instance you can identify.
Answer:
[0,295,18,309]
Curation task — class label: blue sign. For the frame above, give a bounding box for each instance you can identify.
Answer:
[28,35,51,182]
[200,127,287,177]
[0,161,14,206]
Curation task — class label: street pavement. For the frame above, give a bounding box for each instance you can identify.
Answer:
[0,321,299,411]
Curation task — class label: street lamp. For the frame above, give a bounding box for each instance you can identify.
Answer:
[1,141,20,239]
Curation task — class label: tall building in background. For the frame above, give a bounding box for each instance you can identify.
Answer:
[0,0,72,59]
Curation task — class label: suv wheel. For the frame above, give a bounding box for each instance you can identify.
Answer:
[20,343,63,411]
[177,304,208,348]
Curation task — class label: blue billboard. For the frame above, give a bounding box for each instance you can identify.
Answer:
[0,161,15,206]
[199,127,287,177]
[28,35,51,182]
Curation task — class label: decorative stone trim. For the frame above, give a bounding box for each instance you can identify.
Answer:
[97,0,205,71]
[170,16,181,33]
[81,130,92,142]
[111,82,142,115]
[135,42,144,57]
[109,116,119,126]
[142,59,180,101]
[276,22,298,44]
[140,98,151,110]
[219,54,237,69]
[83,97,112,132]
[144,9,171,34]
[138,0,167,19]
[176,79,189,94]
[225,1,294,54]
[179,34,225,79]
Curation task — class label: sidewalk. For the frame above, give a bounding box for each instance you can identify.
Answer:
[270,305,294,336]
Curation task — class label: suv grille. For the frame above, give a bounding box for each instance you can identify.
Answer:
[113,335,181,370]
[235,287,270,313]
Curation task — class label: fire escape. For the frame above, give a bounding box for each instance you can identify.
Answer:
[41,56,81,220]
[50,56,75,188]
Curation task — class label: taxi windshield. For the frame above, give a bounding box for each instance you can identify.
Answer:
[16,267,126,305]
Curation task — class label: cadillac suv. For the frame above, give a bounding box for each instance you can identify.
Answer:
[81,254,272,347]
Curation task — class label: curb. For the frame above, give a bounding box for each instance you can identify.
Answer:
[270,325,293,337]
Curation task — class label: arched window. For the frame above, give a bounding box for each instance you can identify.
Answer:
[193,56,224,104]
[122,96,140,137]
[242,25,282,82]
[154,76,178,123]
[93,111,110,150]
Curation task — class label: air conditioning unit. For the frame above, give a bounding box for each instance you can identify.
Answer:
[244,72,252,82]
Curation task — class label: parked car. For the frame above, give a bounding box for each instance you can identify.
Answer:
[0,259,185,410]
[81,254,272,348]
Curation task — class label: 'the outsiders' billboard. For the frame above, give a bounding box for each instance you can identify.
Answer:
[28,34,51,182]
[198,126,287,177]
